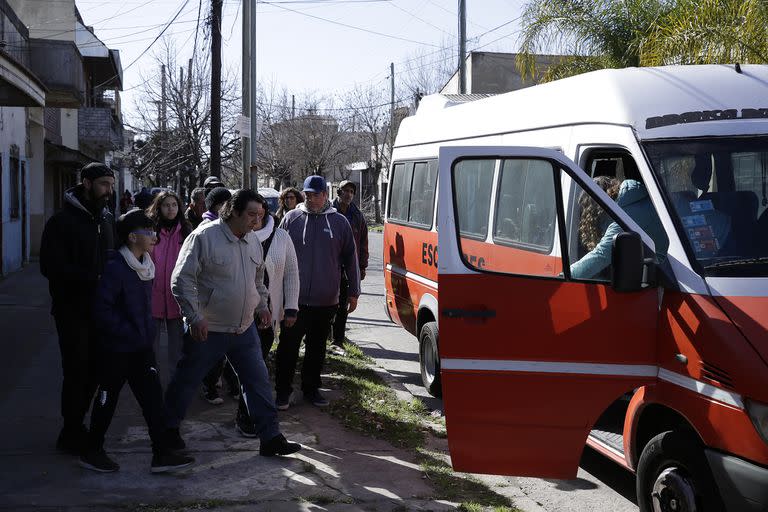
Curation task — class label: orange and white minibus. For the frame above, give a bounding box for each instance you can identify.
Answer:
[383,65,768,511]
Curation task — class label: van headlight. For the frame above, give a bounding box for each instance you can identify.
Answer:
[746,399,768,445]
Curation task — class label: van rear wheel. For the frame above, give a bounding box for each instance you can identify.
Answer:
[419,321,442,398]
[636,430,723,512]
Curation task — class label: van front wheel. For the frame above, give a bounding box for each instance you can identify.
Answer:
[419,321,442,398]
[636,431,723,512]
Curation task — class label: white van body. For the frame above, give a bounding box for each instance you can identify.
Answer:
[384,65,768,511]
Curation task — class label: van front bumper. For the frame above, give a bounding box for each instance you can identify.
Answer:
[705,449,768,511]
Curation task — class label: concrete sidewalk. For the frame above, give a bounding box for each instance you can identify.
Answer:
[0,264,453,511]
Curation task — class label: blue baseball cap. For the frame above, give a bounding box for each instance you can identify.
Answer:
[302,175,327,194]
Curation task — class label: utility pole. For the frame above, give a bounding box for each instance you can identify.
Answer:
[249,0,258,189]
[390,62,395,152]
[458,0,467,94]
[178,66,184,196]
[291,94,295,119]
[210,0,223,178]
[241,0,251,188]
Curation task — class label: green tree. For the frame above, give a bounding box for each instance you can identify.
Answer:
[516,0,673,82]
[517,0,768,82]
[641,0,768,65]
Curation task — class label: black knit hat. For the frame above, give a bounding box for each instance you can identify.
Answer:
[205,187,232,211]
[80,162,114,182]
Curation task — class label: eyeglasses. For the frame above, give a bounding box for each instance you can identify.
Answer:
[132,230,157,237]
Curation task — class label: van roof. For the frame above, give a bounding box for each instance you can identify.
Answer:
[396,64,768,147]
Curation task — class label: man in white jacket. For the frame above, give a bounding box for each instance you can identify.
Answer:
[165,189,301,457]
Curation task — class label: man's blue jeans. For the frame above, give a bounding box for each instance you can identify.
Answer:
[165,322,280,442]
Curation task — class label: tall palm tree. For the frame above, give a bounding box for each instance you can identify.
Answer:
[641,0,768,65]
[516,0,674,82]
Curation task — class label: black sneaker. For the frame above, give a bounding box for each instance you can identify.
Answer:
[151,452,194,473]
[79,449,119,473]
[165,428,186,451]
[275,391,292,411]
[259,434,301,457]
[305,390,329,407]
[235,418,258,438]
[203,387,223,405]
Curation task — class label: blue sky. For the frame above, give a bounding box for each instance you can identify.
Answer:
[77,0,524,120]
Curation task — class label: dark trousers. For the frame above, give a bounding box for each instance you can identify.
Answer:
[202,357,238,393]
[332,274,349,347]
[275,305,336,395]
[88,349,166,453]
[203,325,273,397]
[54,314,98,435]
[237,326,274,423]
[165,324,280,442]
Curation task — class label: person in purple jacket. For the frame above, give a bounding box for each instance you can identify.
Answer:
[80,210,194,474]
[275,175,360,409]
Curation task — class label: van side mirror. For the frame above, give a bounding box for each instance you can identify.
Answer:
[611,232,652,292]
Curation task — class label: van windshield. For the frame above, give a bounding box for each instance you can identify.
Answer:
[644,136,768,277]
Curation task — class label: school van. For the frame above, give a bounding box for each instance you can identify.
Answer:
[383,65,768,511]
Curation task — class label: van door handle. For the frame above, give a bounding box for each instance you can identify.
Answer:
[442,309,496,319]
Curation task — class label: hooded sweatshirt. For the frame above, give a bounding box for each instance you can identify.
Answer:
[279,201,360,307]
[40,185,115,316]
[571,179,669,279]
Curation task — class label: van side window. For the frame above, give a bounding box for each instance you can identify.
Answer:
[493,159,556,253]
[408,161,438,227]
[454,159,495,239]
[453,158,562,278]
[388,162,412,221]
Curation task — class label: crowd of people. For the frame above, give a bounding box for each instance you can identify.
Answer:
[39,163,368,474]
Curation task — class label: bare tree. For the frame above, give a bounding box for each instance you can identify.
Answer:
[341,84,391,223]
[127,39,241,199]
[401,41,457,98]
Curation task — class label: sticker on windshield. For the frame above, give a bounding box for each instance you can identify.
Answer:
[682,215,707,228]
[687,225,714,239]
[693,238,720,255]
[689,200,714,212]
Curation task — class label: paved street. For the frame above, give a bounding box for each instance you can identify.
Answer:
[351,232,639,512]
[0,264,451,511]
[0,233,638,511]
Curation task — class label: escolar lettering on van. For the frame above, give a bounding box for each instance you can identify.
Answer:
[645,107,768,129]
[421,242,438,267]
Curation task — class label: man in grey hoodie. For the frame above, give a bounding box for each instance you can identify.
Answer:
[276,175,360,409]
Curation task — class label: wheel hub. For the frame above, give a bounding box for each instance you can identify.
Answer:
[651,466,698,512]
[423,339,436,381]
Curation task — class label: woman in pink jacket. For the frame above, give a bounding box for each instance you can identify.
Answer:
[147,191,192,378]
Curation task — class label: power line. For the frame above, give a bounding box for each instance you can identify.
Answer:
[257,0,441,48]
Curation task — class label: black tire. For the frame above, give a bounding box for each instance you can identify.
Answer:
[419,321,442,398]
[636,430,724,512]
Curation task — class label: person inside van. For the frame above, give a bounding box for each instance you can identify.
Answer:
[571,177,668,280]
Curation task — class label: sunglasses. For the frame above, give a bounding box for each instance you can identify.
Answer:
[132,230,157,237]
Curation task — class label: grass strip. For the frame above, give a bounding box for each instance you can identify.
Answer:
[325,343,519,511]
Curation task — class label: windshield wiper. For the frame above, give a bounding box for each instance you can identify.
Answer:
[705,257,768,269]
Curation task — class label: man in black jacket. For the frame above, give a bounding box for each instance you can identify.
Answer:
[40,162,115,455]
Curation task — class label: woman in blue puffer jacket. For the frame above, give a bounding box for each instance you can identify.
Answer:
[571,178,669,280]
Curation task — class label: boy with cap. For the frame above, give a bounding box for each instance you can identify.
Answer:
[275,175,361,409]
[40,162,116,454]
[80,210,195,473]
[330,180,368,355]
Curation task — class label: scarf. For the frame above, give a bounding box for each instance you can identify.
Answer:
[119,246,156,281]
[253,214,275,243]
